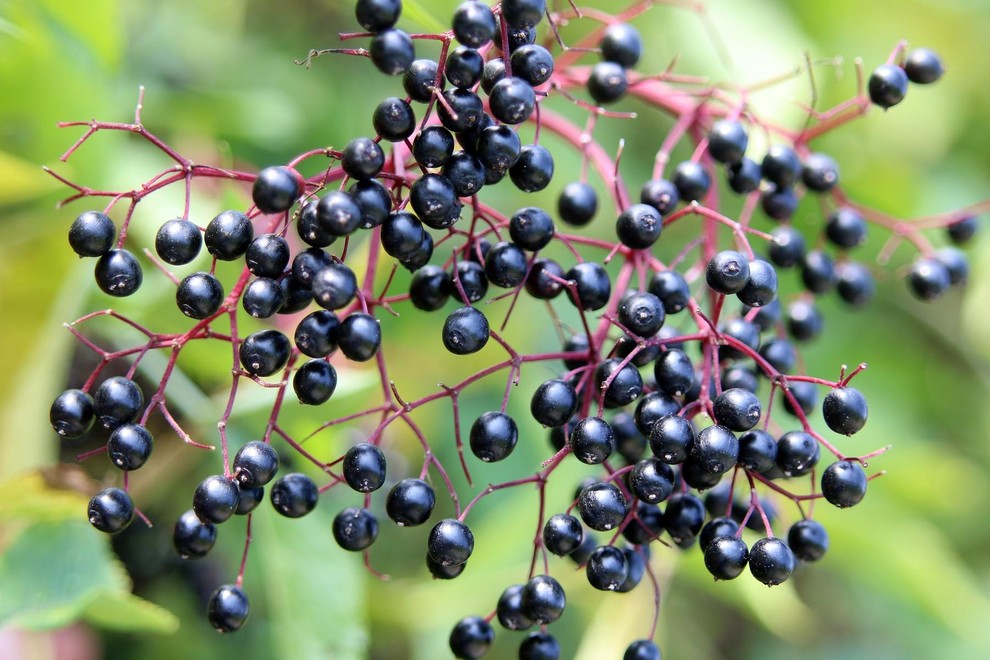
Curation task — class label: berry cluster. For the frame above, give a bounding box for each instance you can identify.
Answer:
[46,0,985,657]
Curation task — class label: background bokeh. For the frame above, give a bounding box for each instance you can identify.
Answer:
[1,1,990,658]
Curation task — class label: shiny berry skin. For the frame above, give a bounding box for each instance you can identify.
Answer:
[176,272,224,319]
[355,0,401,32]
[835,261,875,306]
[107,423,153,471]
[94,376,143,430]
[484,241,527,288]
[577,482,626,532]
[634,391,680,436]
[934,246,968,286]
[616,203,662,249]
[294,310,340,358]
[496,583,533,631]
[442,151,485,197]
[700,517,740,553]
[278,276,313,314]
[269,473,318,518]
[618,290,665,337]
[649,270,690,314]
[822,387,868,435]
[601,22,641,68]
[413,125,455,168]
[629,457,675,503]
[705,536,749,580]
[868,64,909,108]
[292,359,337,405]
[587,61,628,104]
[206,210,253,260]
[768,225,806,268]
[664,492,706,546]
[640,178,679,214]
[510,144,554,192]
[624,640,662,660]
[707,119,748,165]
[173,509,217,559]
[426,551,462,579]
[311,261,358,310]
[738,429,778,473]
[437,89,484,133]
[69,211,115,257]
[761,144,801,188]
[821,460,868,507]
[672,160,710,202]
[519,631,560,660]
[783,381,818,418]
[564,261,611,311]
[691,424,739,474]
[370,28,415,76]
[449,616,494,659]
[244,234,289,278]
[155,218,201,265]
[372,96,416,141]
[530,379,578,427]
[50,389,95,439]
[727,157,762,194]
[452,260,488,303]
[786,299,823,342]
[239,329,290,377]
[501,0,545,28]
[193,475,240,524]
[338,313,382,361]
[511,44,554,86]
[749,537,795,586]
[235,486,264,515]
[826,208,868,249]
[788,519,829,561]
[341,136,385,181]
[386,478,436,526]
[775,430,820,477]
[713,388,762,431]
[521,574,565,624]
[88,487,134,533]
[543,513,583,556]
[586,545,628,591]
[654,349,694,396]
[333,507,379,552]
[409,265,451,311]
[343,442,387,493]
[402,58,441,103]
[207,585,249,633]
[470,411,518,462]
[801,249,837,294]
[907,257,951,301]
[802,152,840,192]
[760,184,798,221]
[252,166,300,214]
[706,250,750,294]
[649,414,694,464]
[94,249,142,297]
[737,258,778,307]
[232,441,279,488]
[442,306,489,355]
[904,47,944,84]
[558,181,598,226]
[410,173,460,229]
[453,1,497,48]
[570,416,615,465]
[428,518,474,566]
[509,206,554,251]
[596,358,643,407]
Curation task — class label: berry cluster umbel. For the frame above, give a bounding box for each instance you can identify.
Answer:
[46,0,986,657]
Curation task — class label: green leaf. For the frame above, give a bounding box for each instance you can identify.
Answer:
[83,589,180,634]
[402,0,448,34]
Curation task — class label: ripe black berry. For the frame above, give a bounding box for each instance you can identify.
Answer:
[822,386,868,436]
[437,88,484,133]
[470,411,518,462]
[269,472,319,518]
[501,0,546,29]
[239,329,290,377]
[748,537,795,586]
[496,583,533,631]
[373,96,416,141]
[521,574,565,624]
[727,157,762,194]
[311,260,358,310]
[410,173,460,229]
[449,616,494,659]
[586,545,628,591]
[206,210,253,260]
[801,249,837,294]
[155,218,201,265]
[760,185,798,221]
[835,260,875,306]
[370,28,415,76]
[904,47,944,84]
[338,313,382,361]
[738,429,778,473]
[868,63,909,108]
[355,0,401,32]
[558,181,598,226]
[543,513,583,556]
[649,414,694,464]
[173,509,217,559]
[69,211,115,257]
[343,442,387,493]
[107,423,153,471]
[294,310,340,358]
[452,260,488,303]
[293,359,337,405]
[737,259,778,307]
[629,457,675,503]
[428,518,474,566]
[332,507,379,551]
[713,388,761,431]
[654,349,694,396]
[570,416,615,465]
[664,492,706,546]
[176,272,224,319]
[691,424,739,474]
[94,376,143,429]
[596,358,643,407]
[788,519,829,561]
[442,306,489,355]
[244,233,289,278]
[484,241,527,287]
[453,1,497,48]
[94,249,142,297]
[414,126,455,169]
[821,460,868,508]
[624,640,662,660]
[640,178,679,214]
[802,152,840,192]
[601,22,642,68]
[761,145,801,188]
[386,478,436,526]
[704,536,749,580]
[530,378,578,427]
[577,481,626,531]
[565,261,611,311]
[775,430,820,477]
[587,61,628,104]
[672,160,710,202]
[207,584,250,633]
[193,475,240,524]
[707,119,748,165]
[252,166,300,214]
[232,441,279,488]
[511,44,554,86]
[509,206,554,251]
[706,250,750,294]
[509,144,554,192]
[519,631,560,660]
[442,151,485,197]
[50,388,95,439]
[700,517,740,553]
[826,208,868,249]
[648,270,690,314]
[616,203,662,249]
[618,291,665,337]
[88,487,134,533]
[341,136,385,181]
[907,257,951,300]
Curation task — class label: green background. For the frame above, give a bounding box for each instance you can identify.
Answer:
[1,0,989,658]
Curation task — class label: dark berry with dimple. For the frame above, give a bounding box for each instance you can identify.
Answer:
[341,136,385,180]
[691,424,739,474]
[95,249,142,297]
[868,64,908,109]
[484,241,527,288]
[373,97,416,141]
[510,206,554,251]
[343,442,387,493]
[577,482,626,532]
[88,487,134,533]
[410,174,460,229]
[233,441,279,488]
[738,429,777,473]
[437,89,484,133]
[713,388,761,431]
[107,423,153,470]
[193,475,240,524]
[565,261,611,311]
[386,478,435,526]
[50,389,95,439]
[596,358,643,407]
[155,218,201,265]
[618,291,665,337]
[570,416,614,465]
[489,76,536,125]
[821,460,868,507]
[173,509,217,559]
[586,545,628,591]
[410,265,451,311]
[311,260,358,311]
[655,349,693,396]
[749,537,795,586]
[207,584,250,633]
[649,270,690,314]
[94,376,143,430]
[616,203,662,249]
[428,518,474,566]
[239,329,290,377]
[700,517,740,553]
[588,61,628,104]
[630,457,675,503]
[245,233,289,278]
[664,492,706,546]
[707,250,750,294]
[640,178,679,214]
[206,210,253,260]
[496,583,533,631]
[822,387,868,435]
[333,507,379,552]
[737,259,777,307]
[649,414,694,464]
[531,379,578,427]
[370,29,415,76]
[252,166,300,214]
[511,44,554,86]
[907,257,951,301]
[428,554,464,581]
[802,152,840,192]
[470,411,518,462]
[176,272,224,319]
[293,359,337,405]
[270,473,318,518]
[403,59,441,103]
[442,306,489,355]
[69,211,116,257]
[294,310,340,358]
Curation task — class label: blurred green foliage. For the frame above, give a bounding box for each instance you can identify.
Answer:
[1,0,989,658]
